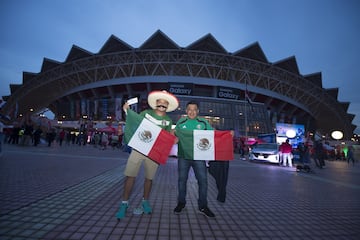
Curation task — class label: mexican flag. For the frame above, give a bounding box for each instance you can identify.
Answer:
[124,109,176,164]
[176,129,234,160]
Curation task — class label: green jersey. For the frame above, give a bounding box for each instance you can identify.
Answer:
[175,117,213,131]
[140,109,173,132]
[175,117,213,159]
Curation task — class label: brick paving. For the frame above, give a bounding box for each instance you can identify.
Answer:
[0,143,359,240]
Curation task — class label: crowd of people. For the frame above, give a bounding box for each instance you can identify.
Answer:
[277,138,356,169]
[1,120,125,150]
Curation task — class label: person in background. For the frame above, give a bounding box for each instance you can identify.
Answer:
[9,124,20,145]
[173,101,216,218]
[33,127,42,146]
[313,140,325,168]
[46,128,56,147]
[93,132,100,148]
[22,119,33,146]
[100,132,108,150]
[298,142,311,165]
[59,129,65,146]
[280,139,293,167]
[239,138,245,159]
[115,90,178,219]
[278,144,283,166]
[347,145,355,166]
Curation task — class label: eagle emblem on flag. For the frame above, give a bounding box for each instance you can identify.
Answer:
[197,138,211,151]
[138,130,153,143]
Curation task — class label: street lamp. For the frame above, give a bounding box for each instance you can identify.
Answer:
[286,129,296,139]
[331,130,343,140]
[331,130,343,160]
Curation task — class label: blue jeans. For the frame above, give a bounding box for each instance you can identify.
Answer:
[177,158,208,209]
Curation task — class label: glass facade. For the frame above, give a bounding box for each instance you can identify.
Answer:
[56,94,273,138]
[167,96,272,137]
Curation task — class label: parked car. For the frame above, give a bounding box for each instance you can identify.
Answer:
[249,143,280,164]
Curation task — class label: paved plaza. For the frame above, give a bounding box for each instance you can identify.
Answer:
[0,143,359,240]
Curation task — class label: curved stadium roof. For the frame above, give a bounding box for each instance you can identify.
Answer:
[1,30,356,139]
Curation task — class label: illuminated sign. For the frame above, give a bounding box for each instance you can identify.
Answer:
[217,87,240,100]
[276,123,305,148]
[168,83,193,95]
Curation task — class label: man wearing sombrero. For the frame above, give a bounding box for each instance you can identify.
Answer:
[116,90,178,219]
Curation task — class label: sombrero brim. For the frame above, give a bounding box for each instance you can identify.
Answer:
[148,90,179,112]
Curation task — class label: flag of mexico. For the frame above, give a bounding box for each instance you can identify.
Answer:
[124,109,176,164]
[176,129,234,160]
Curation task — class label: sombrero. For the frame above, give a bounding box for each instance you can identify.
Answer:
[148,90,179,112]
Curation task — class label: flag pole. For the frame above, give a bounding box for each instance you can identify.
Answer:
[244,79,248,142]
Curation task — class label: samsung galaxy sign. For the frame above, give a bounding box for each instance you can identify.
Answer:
[168,83,193,95]
[217,87,240,100]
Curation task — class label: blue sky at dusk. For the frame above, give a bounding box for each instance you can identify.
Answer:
[1,0,359,133]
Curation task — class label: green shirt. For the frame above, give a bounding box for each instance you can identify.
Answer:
[140,109,173,132]
[175,117,213,131]
[175,117,213,159]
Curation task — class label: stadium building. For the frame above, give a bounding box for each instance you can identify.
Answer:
[1,30,356,139]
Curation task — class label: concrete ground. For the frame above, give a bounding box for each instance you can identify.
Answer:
[0,143,359,240]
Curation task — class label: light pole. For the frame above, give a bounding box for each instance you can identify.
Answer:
[286,129,296,139]
[331,130,343,160]
[331,130,343,140]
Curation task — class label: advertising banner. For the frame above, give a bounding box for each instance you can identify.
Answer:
[217,87,241,100]
[168,83,193,95]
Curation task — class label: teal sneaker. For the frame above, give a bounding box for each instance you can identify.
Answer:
[115,203,128,219]
[142,200,152,214]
